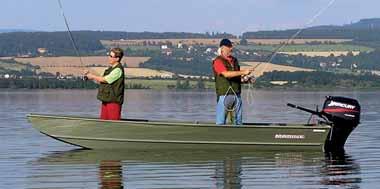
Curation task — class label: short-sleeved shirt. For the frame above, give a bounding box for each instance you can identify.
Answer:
[104,68,122,84]
[213,56,235,75]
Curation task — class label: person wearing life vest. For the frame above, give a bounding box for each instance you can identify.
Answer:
[212,39,254,125]
[84,48,125,120]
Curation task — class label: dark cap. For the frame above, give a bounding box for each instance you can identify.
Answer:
[219,38,233,47]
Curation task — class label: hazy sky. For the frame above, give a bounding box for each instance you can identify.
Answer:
[1,0,379,34]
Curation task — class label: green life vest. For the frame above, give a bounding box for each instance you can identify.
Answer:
[97,63,125,104]
[213,56,241,96]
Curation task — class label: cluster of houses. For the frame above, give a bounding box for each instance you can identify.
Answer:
[319,58,358,70]
[14,48,49,58]
[0,74,11,79]
[160,42,256,57]
[0,74,28,79]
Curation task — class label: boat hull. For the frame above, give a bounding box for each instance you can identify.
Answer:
[28,114,331,151]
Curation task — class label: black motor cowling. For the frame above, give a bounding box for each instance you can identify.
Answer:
[322,96,361,152]
[322,96,360,126]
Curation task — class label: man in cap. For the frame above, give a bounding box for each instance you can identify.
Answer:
[212,38,254,125]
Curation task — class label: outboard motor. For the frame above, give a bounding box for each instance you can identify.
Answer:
[321,96,361,152]
[287,96,361,152]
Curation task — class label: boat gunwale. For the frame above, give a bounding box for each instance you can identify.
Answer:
[27,113,332,130]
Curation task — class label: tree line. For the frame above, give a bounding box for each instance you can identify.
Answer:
[241,18,380,49]
[256,71,380,89]
[0,31,235,57]
[0,77,209,90]
[0,78,97,89]
[264,50,380,71]
[0,78,151,89]
[140,55,213,76]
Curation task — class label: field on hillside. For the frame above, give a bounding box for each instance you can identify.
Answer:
[237,44,373,52]
[101,43,161,51]
[90,67,174,78]
[6,56,314,78]
[246,39,352,45]
[16,60,310,78]
[15,56,150,67]
[241,62,314,77]
[101,39,228,46]
[12,65,174,78]
[0,59,30,73]
[279,51,361,57]
[14,56,150,76]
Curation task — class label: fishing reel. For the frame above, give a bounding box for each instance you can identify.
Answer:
[241,74,256,84]
[83,70,89,81]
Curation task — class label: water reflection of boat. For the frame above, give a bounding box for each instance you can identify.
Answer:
[36,149,324,164]
[35,149,361,189]
[99,160,123,189]
[320,152,362,188]
[37,150,323,189]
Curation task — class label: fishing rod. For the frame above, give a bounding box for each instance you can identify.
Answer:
[57,0,86,79]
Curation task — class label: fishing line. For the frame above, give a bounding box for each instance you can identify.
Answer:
[267,0,337,64]
[57,0,84,66]
[246,0,337,104]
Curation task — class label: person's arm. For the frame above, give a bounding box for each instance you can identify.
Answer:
[85,72,107,83]
[220,69,252,78]
[84,68,122,84]
[214,58,254,78]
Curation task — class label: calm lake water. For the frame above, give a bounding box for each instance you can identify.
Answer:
[0,89,379,188]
